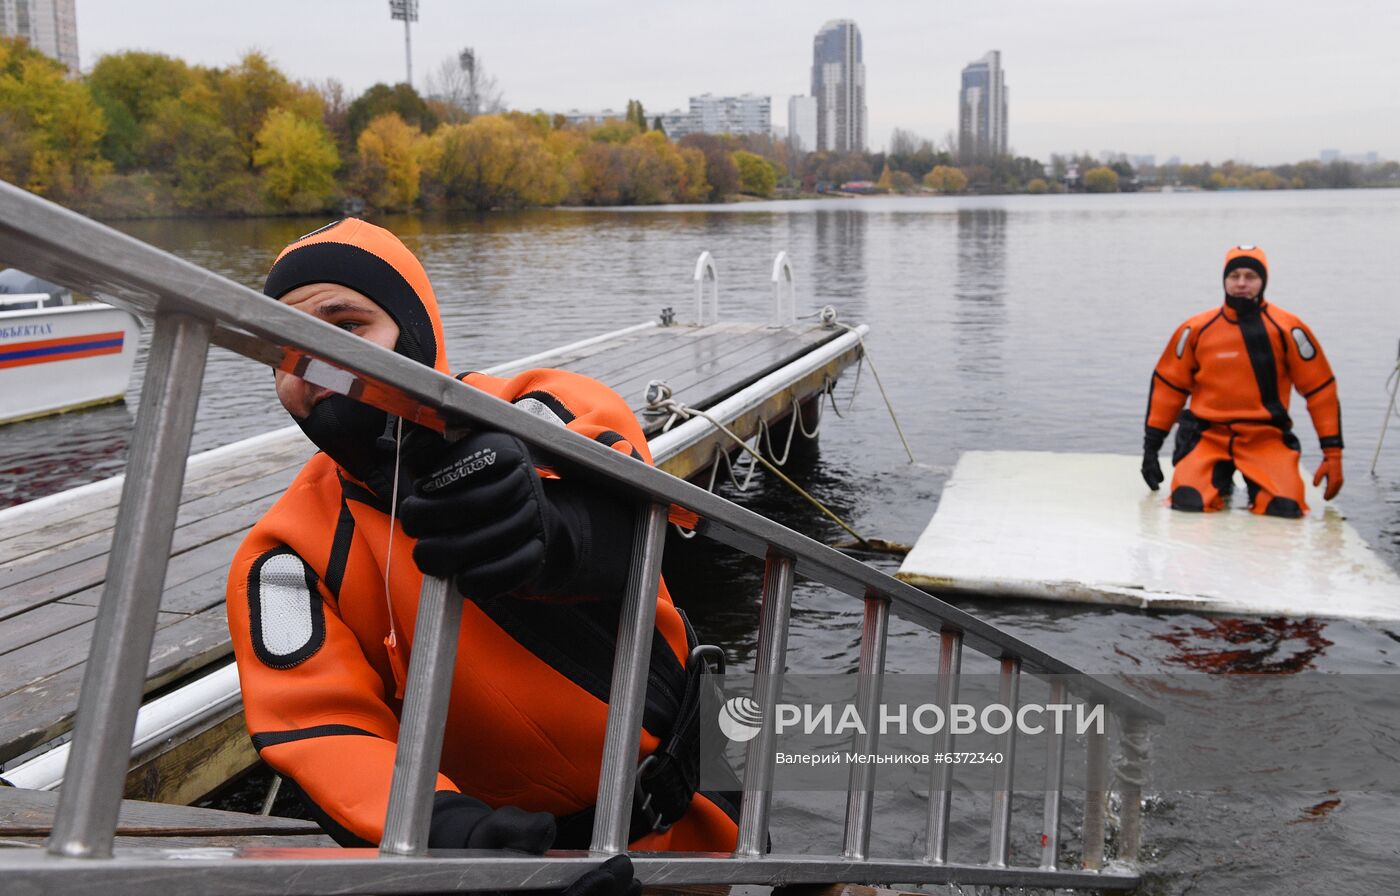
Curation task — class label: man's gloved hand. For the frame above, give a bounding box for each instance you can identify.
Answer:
[428,791,557,852]
[400,428,639,601]
[1141,427,1167,491]
[562,855,642,896]
[400,431,566,600]
[1313,447,1344,500]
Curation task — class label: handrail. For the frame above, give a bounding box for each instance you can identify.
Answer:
[0,180,1156,891]
[770,251,796,326]
[693,250,718,325]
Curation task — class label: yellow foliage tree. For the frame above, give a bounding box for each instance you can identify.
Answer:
[213,52,323,168]
[254,108,339,210]
[876,162,894,192]
[356,113,428,210]
[733,150,776,197]
[1083,166,1120,193]
[0,37,109,198]
[923,164,968,194]
[431,114,565,210]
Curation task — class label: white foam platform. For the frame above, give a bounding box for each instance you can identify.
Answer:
[896,451,1400,622]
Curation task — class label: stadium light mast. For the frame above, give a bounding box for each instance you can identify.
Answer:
[389,0,419,86]
[459,47,477,117]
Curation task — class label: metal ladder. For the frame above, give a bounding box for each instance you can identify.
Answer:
[0,180,1159,894]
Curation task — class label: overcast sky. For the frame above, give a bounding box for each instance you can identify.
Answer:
[77,0,1399,164]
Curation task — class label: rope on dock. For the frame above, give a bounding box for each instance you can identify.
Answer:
[649,389,868,546]
[1370,344,1400,475]
[801,305,915,463]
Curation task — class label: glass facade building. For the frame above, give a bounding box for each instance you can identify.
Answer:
[959,50,1008,160]
[811,19,866,153]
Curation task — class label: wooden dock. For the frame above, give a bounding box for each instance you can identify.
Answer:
[0,318,861,804]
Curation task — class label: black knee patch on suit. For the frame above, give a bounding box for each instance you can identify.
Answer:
[1171,486,1204,511]
[1211,461,1236,497]
[1264,496,1302,518]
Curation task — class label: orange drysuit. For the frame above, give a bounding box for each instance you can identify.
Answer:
[1145,299,1342,516]
[228,219,737,851]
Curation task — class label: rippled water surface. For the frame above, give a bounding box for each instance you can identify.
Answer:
[4,191,1399,893]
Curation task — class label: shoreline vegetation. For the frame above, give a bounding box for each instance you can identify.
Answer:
[3,41,1397,221]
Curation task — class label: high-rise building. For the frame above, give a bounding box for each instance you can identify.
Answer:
[787,95,817,154]
[811,19,866,153]
[0,0,78,73]
[959,50,1008,161]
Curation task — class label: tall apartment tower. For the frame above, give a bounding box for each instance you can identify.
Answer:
[959,50,1008,160]
[0,0,78,73]
[811,19,866,153]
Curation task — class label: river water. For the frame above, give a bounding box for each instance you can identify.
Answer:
[3,191,1398,893]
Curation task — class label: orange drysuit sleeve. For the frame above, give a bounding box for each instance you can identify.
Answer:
[1145,320,1197,433]
[1281,319,1343,448]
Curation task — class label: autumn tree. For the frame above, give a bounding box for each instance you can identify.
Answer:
[142,81,250,210]
[347,82,437,140]
[1083,165,1120,193]
[679,133,738,200]
[876,162,894,192]
[254,108,339,210]
[355,112,429,209]
[923,165,968,194]
[0,37,109,198]
[431,114,565,210]
[734,150,776,197]
[86,51,194,171]
[211,52,323,168]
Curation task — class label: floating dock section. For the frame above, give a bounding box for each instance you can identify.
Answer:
[0,316,863,801]
[897,451,1400,622]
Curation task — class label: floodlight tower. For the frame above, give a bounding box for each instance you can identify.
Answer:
[389,0,419,86]
[459,47,477,116]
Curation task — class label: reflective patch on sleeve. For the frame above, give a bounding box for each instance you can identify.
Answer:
[1291,327,1316,360]
[513,395,570,427]
[1175,327,1191,358]
[248,548,325,669]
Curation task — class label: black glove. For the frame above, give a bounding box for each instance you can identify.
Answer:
[562,855,643,896]
[428,791,557,852]
[399,430,638,601]
[1141,427,1167,491]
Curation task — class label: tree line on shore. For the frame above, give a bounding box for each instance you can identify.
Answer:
[1,39,1394,218]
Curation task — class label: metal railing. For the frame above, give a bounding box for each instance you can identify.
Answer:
[0,180,1159,893]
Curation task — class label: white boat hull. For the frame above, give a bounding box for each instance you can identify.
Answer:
[0,302,142,424]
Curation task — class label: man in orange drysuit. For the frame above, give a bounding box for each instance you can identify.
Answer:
[225,219,738,873]
[1141,245,1344,517]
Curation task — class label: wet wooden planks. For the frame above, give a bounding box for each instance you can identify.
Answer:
[0,321,848,770]
[0,787,334,847]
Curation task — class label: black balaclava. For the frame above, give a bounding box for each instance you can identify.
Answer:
[264,218,446,498]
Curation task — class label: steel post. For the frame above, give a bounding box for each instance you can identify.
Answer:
[589,502,669,854]
[925,629,963,864]
[735,551,796,857]
[842,593,890,861]
[380,575,465,856]
[1082,712,1110,871]
[988,657,1021,867]
[47,312,211,858]
[1117,714,1149,864]
[1039,680,1068,870]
